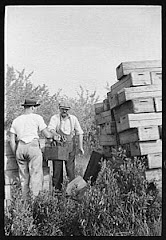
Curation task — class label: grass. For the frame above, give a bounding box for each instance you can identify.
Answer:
[4,150,162,236]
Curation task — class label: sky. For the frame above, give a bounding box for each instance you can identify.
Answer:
[5,5,161,101]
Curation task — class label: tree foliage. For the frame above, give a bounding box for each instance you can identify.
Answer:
[5,65,100,153]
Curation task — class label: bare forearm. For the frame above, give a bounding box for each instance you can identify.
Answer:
[78,134,83,149]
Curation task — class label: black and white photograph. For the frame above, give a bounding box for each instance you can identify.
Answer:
[4,5,162,236]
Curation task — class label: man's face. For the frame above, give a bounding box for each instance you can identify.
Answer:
[60,108,69,118]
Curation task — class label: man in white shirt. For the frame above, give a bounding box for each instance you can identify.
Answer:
[10,98,54,200]
[48,101,84,190]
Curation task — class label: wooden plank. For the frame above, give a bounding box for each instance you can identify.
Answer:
[94,102,104,114]
[118,85,161,105]
[100,121,116,135]
[154,97,162,112]
[146,152,162,169]
[113,98,155,121]
[99,134,117,146]
[5,185,11,200]
[107,91,119,109]
[116,112,162,132]
[116,60,161,80]
[111,71,151,94]
[129,140,162,156]
[150,71,162,84]
[119,126,159,144]
[103,98,110,111]
[95,110,113,125]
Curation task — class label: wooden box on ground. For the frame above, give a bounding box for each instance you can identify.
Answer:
[94,102,104,115]
[116,60,161,80]
[116,112,162,133]
[119,126,160,144]
[154,97,162,112]
[113,98,155,121]
[145,152,162,169]
[103,98,110,111]
[111,71,151,95]
[145,168,162,192]
[95,110,113,125]
[117,85,161,106]
[129,140,162,156]
[100,121,116,135]
[107,91,119,109]
[99,134,117,146]
[150,71,162,85]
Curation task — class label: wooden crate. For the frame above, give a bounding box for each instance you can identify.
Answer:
[145,168,162,191]
[116,112,162,133]
[118,84,161,105]
[150,71,162,85]
[119,126,159,144]
[99,134,117,146]
[116,60,161,80]
[94,102,104,114]
[95,110,113,125]
[103,98,110,111]
[111,71,151,95]
[154,96,162,112]
[5,185,11,200]
[107,91,119,109]
[113,98,155,121]
[146,152,162,169]
[129,140,162,156]
[100,121,116,135]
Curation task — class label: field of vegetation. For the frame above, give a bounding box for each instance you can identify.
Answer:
[4,66,162,236]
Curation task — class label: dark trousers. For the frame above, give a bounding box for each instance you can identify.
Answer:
[52,151,75,190]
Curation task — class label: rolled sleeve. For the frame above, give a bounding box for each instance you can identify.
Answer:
[74,117,84,135]
[38,116,47,132]
[48,115,57,131]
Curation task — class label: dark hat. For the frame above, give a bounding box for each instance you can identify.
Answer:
[59,100,70,110]
[21,99,40,107]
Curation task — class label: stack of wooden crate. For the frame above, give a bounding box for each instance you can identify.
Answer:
[95,60,162,189]
[94,99,117,157]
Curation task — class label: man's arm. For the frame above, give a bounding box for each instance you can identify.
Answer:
[10,133,17,155]
[41,127,54,139]
[78,134,84,155]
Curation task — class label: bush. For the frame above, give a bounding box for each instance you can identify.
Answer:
[4,149,162,236]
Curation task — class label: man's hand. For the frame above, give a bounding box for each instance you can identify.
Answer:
[53,134,61,141]
[78,147,84,155]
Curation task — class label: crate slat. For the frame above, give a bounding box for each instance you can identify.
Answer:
[99,134,117,146]
[145,168,162,191]
[146,152,162,169]
[100,122,116,135]
[116,112,162,132]
[111,71,151,94]
[116,60,161,80]
[103,98,110,111]
[129,140,162,156]
[94,102,104,114]
[119,126,159,144]
[118,85,161,105]
[150,71,162,85]
[113,98,155,121]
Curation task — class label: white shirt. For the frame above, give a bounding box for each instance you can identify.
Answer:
[10,113,47,143]
[48,114,83,136]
